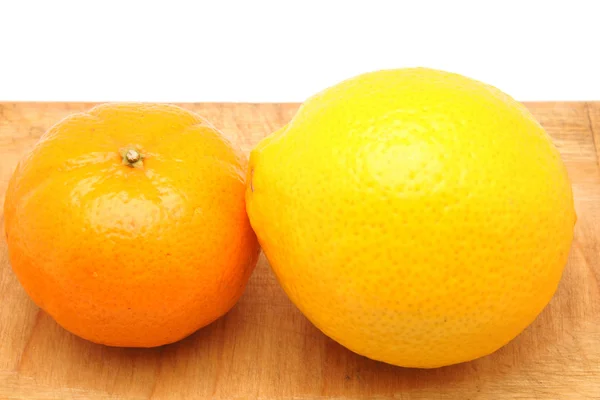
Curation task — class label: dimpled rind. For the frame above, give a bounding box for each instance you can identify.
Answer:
[246,68,576,368]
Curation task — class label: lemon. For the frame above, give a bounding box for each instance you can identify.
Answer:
[246,68,576,368]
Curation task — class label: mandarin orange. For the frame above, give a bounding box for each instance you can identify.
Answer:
[4,103,259,347]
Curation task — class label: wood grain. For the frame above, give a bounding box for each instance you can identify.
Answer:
[1,102,599,400]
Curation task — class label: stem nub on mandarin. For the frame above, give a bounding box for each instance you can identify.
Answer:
[120,146,143,168]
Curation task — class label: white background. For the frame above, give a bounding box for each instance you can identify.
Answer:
[1,0,599,102]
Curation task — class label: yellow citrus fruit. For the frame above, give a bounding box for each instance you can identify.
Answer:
[246,68,576,368]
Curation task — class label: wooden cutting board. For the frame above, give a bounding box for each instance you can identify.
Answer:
[1,102,599,400]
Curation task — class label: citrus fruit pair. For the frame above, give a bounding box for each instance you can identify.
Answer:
[4,68,576,368]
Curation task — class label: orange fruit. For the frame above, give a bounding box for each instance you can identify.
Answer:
[246,68,576,368]
[4,103,260,347]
